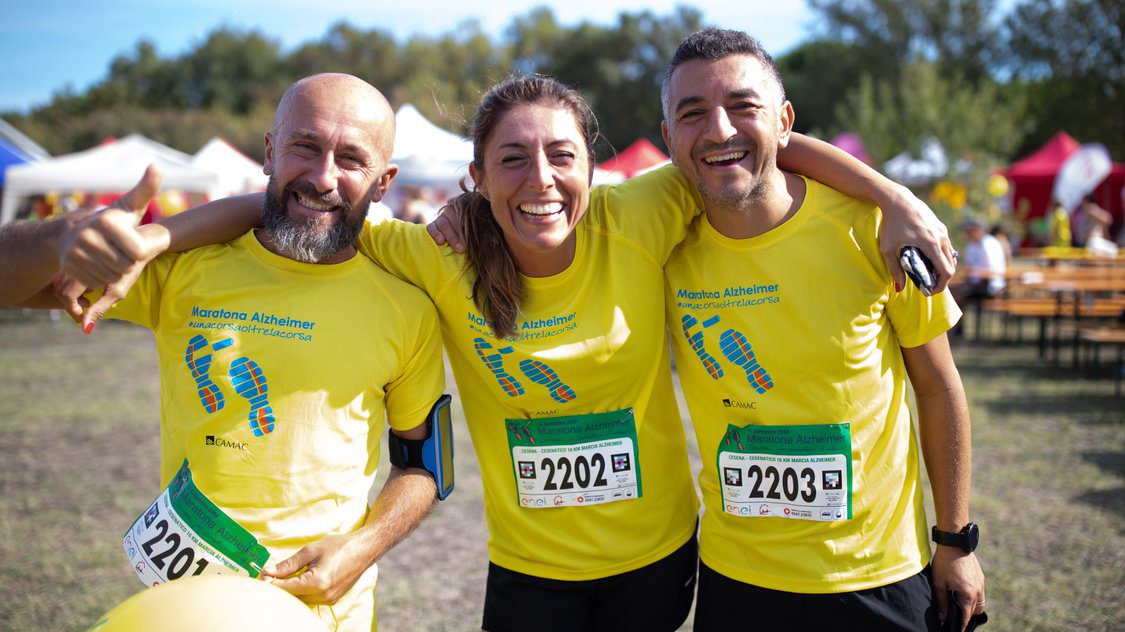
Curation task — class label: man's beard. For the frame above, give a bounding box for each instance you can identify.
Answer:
[692,144,775,214]
[698,180,768,214]
[261,177,366,263]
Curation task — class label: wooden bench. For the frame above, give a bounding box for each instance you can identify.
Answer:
[1079,327,1125,395]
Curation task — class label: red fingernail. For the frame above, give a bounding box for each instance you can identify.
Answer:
[895,281,903,293]
[83,321,94,334]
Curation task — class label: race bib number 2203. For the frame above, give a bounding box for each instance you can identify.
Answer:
[717,423,853,521]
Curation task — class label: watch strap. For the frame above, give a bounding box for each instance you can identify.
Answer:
[932,523,978,552]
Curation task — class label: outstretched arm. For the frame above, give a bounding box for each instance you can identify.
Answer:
[902,334,985,631]
[779,134,957,292]
[260,422,438,605]
[153,192,265,253]
[0,165,164,309]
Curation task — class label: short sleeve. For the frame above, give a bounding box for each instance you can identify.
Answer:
[595,165,703,264]
[384,293,446,432]
[887,284,962,349]
[97,251,179,330]
[355,219,464,300]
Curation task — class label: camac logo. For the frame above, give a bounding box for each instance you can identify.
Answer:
[205,435,250,452]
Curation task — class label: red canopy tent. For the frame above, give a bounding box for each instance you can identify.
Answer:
[598,139,669,178]
[1001,132,1125,231]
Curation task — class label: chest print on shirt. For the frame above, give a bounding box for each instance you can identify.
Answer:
[472,338,577,403]
[185,334,277,436]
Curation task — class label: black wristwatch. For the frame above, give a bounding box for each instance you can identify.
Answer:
[932,523,979,552]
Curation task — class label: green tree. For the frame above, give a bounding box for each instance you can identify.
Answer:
[834,59,1027,165]
[808,0,1003,83]
[776,39,872,135]
[1003,0,1124,156]
[507,6,702,156]
[180,28,287,113]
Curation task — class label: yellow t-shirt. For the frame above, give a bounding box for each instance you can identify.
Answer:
[356,165,703,580]
[106,231,445,631]
[664,177,961,594]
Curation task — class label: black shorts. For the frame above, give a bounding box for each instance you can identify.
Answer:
[694,562,940,631]
[481,532,698,632]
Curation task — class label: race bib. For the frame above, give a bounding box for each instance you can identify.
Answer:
[717,423,852,521]
[507,408,641,508]
[123,460,270,586]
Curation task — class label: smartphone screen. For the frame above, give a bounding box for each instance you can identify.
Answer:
[437,396,454,495]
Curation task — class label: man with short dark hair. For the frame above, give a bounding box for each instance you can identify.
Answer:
[660,28,985,631]
[0,73,445,632]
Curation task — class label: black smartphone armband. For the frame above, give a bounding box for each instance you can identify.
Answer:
[388,394,454,500]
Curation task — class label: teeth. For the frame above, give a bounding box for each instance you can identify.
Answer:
[703,152,746,164]
[519,202,564,216]
[295,193,335,212]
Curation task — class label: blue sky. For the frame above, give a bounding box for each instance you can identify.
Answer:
[0,0,818,113]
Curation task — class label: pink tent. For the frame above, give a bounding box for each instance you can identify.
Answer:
[1001,132,1125,227]
[829,132,871,165]
[598,139,669,178]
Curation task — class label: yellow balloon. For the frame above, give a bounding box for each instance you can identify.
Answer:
[158,190,189,216]
[987,173,1010,197]
[89,575,327,631]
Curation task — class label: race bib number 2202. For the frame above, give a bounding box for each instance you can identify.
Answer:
[507,408,641,509]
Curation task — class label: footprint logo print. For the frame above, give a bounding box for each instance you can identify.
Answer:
[229,357,276,436]
[519,359,576,404]
[473,338,525,397]
[185,335,224,413]
[682,314,724,379]
[719,329,773,394]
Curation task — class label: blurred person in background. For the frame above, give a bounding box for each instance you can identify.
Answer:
[953,218,1007,312]
[1048,198,1072,248]
[988,224,1013,263]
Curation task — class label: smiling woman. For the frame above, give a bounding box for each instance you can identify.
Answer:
[456,76,597,338]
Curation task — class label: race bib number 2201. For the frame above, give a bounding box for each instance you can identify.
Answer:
[123,460,270,586]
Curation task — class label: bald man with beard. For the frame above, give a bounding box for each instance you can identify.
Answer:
[0,74,446,631]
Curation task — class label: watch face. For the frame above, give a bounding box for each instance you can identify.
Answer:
[965,523,980,551]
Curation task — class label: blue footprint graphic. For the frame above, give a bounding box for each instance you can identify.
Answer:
[229,357,276,436]
[185,335,224,413]
[473,338,525,397]
[719,329,774,394]
[519,359,576,404]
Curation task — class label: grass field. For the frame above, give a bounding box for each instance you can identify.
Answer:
[0,310,1121,631]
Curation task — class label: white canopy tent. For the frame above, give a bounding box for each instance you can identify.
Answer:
[883,137,950,187]
[1,134,221,225]
[192,137,268,197]
[391,104,473,187]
